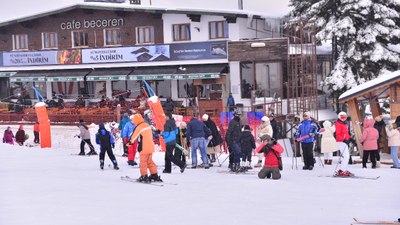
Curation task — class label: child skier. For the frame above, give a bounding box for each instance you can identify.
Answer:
[95,123,119,170]
[256,134,284,180]
[240,125,256,170]
[3,126,14,145]
[15,125,26,146]
[33,122,40,144]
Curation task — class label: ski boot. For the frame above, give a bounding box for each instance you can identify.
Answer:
[100,162,104,170]
[180,164,187,173]
[246,161,253,170]
[127,160,135,166]
[137,175,150,183]
[78,151,85,156]
[149,173,163,182]
[112,160,119,170]
[254,160,262,168]
[87,150,98,156]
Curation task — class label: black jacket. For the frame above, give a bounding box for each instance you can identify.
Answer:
[240,130,255,152]
[225,116,241,145]
[204,118,223,147]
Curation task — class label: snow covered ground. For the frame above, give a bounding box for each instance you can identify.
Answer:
[1,124,399,225]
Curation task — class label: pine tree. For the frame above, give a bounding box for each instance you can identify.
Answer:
[289,0,400,93]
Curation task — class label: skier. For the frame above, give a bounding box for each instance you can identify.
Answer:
[122,115,137,166]
[226,93,235,112]
[269,113,279,140]
[240,125,256,170]
[128,114,162,183]
[295,112,319,170]
[160,112,186,173]
[186,116,211,169]
[77,119,97,156]
[15,125,26,146]
[225,111,242,172]
[320,120,337,165]
[360,118,379,169]
[33,122,40,144]
[202,114,223,163]
[175,121,188,163]
[256,134,284,180]
[373,115,385,167]
[95,123,119,170]
[334,112,353,176]
[255,116,273,168]
[3,126,14,145]
[118,113,131,157]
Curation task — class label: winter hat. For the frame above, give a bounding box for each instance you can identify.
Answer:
[244,125,250,131]
[123,112,129,118]
[303,111,311,120]
[180,121,187,129]
[165,112,173,119]
[338,112,347,121]
[144,109,152,115]
[202,114,209,121]
[132,114,144,125]
[261,116,269,122]
[19,125,23,129]
[260,134,272,142]
[99,123,106,130]
[79,119,84,123]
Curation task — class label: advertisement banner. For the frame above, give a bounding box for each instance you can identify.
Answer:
[3,51,57,66]
[170,41,227,60]
[82,45,170,64]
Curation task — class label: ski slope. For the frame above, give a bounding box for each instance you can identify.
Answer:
[0,124,399,225]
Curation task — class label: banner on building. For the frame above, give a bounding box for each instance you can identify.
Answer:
[3,51,58,66]
[170,41,227,60]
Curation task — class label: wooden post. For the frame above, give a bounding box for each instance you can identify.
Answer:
[370,100,389,154]
[347,99,363,155]
[116,104,121,124]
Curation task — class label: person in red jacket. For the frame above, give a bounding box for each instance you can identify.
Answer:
[334,112,352,177]
[256,134,284,180]
[33,122,40,144]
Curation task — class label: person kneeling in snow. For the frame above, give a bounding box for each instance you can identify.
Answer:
[128,114,162,183]
[96,123,119,170]
[256,134,284,180]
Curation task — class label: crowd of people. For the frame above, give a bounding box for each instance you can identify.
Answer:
[3,107,400,183]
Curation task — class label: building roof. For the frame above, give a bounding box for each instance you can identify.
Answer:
[338,70,400,103]
[0,3,273,28]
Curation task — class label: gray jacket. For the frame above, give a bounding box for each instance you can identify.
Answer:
[79,124,91,140]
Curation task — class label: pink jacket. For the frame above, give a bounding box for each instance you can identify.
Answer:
[360,119,379,151]
[3,130,14,144]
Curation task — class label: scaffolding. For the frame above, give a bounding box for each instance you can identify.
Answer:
[285,19,318,120]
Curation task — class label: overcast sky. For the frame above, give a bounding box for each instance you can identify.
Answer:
[0,0,292,22]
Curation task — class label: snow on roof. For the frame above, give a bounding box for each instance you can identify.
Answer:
[339,70,400,102]
[0,2,276,28]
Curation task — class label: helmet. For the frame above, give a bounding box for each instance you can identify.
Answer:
[338,112,347,120]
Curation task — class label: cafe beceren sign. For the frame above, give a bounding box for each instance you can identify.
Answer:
[60,18,124,30]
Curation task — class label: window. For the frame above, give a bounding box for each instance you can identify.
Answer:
[173,24,191,41]
[149,80,171,98]
[137,26,154,44]
[178,80,196,98]
[240,62,282,98]
[12,34,28,50]
[72,31,89,47]
[104,28,121,46]
[42,32,58,49]
[209,21,229,39]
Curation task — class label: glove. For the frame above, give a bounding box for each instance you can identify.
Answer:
[309,133,315,138]
[344,139,350,145]
[123,137,128,143]
[155,129,161,135]
[111,143,115,149]
[207,136,212,141]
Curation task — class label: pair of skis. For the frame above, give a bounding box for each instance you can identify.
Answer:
[120,176,178,187]
[352,218,400,224]
[319,174,380,180]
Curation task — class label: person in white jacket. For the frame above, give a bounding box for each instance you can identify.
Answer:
[320,120,338,165]
[385,121,400,168]
[255,116,273,168]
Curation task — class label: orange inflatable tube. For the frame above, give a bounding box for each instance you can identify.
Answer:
[147,96,166,152]
[34,102,51,148]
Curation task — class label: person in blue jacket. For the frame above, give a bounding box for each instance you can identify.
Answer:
[96,123,119,170]
[295,112,319,170]
[118,113,130,157]
[160,112,186,173]
[122,117,137,166]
